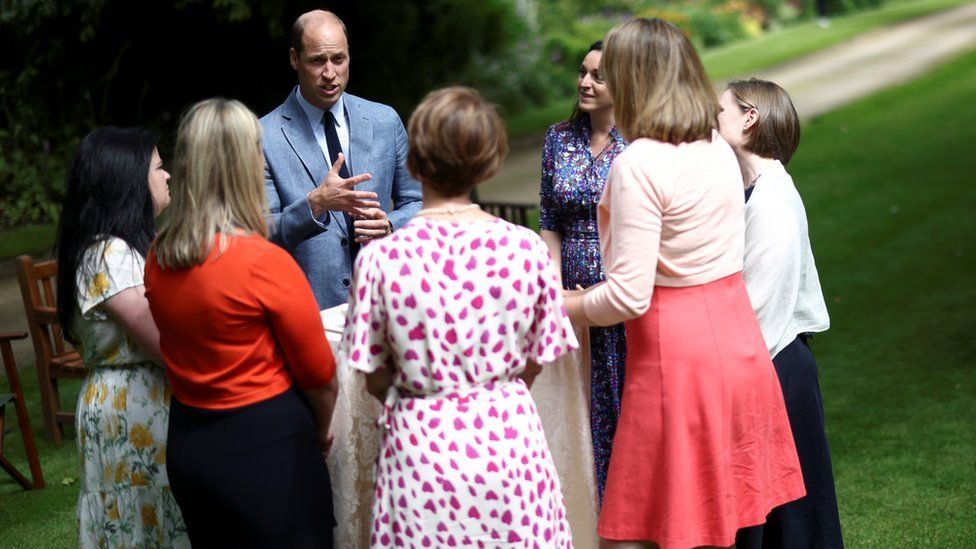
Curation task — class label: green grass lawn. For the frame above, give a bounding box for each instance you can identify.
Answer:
[506,0,974,138]
[785,50,976,546]
[1,49,974,545]
[702,0,974,81]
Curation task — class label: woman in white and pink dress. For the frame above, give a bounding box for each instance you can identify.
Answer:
[340,87,578,547]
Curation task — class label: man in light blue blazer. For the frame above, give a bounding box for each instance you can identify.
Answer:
[261,10,422,309]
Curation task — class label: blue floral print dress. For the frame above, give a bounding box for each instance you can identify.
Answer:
[539,118,628,501]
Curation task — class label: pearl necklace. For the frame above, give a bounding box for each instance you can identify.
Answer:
[416,203,481,216]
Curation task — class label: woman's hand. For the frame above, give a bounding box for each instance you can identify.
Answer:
[302,378,338,459]
[563,284,588,299]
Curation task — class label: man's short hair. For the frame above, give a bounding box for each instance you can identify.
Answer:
[291,10,348,56]
[407,87,508,197]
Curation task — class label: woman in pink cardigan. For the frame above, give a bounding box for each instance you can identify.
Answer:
[564,19,805,549]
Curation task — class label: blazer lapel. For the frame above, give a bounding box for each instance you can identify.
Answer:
[280,92,328,192]
[346,94,374,190]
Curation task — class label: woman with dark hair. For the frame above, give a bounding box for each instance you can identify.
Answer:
[538,39,627,501]
[56,126,189,548]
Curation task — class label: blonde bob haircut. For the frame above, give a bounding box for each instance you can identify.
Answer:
[153,98,267,269]
[603,18,718,144]
[407,86,507,198]
[726,78,801,165]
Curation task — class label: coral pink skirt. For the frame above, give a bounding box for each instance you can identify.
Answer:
[598,273,806,548]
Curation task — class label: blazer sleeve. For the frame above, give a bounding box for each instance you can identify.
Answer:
[264,141,330,252]
[386,113,422,231]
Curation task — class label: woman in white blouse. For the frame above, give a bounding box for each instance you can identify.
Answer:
[718,78,844,549]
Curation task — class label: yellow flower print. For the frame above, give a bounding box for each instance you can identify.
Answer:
[87,272,110,299]
[106,499,120,521]
[83,383,97,405]
[153,446,167,465]
[97,383,109,405]
[129,423,154,450]
[102,463,113,481]
[112,387,128,411]
[163,384,172,405]
[114,461,127,483]
[104,344,121,365]
[149,384,160,404]
[141,505,158,528]
[130,471,148,487]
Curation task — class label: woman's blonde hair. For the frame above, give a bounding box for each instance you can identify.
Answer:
[726,78,801,164]
[153,98,267,268]
[603,18,718,144]
[407,86,507,197]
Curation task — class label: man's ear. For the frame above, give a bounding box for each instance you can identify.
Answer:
[289,48,299,71]
[743,107,759,132]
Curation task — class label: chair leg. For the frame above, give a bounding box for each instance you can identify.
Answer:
[0,404,31,489]
[0,338,45,489]
[35,364,62,444]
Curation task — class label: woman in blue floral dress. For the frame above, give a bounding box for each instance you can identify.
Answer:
[57,127,189,548]
[539,41,628,501]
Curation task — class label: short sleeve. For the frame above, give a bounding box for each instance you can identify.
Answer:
[526,235,579,363]
[340,246,392,374]
[77,238,146,316]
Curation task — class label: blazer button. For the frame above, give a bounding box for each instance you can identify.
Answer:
[340,238,348,247]
[342,278,350,287]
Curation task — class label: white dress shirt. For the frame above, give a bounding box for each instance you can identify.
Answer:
[295,88,349,167]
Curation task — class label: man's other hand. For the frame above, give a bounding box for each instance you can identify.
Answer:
[353,208,393,242]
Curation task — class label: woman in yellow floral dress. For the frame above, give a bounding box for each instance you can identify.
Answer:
[56,127,189,548]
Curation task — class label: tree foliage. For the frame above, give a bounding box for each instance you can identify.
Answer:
[0,0,890,227]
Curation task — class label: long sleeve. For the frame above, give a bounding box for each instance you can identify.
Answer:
[265,151,330,251]
[743,197,803,355]
[583,157,664,326]
[252,247,336,390]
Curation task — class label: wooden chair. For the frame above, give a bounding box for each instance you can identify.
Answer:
[16,255,87,444]
[0,332,45,489]
[480,201,538,228]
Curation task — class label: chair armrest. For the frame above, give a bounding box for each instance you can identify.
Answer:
[0,332,29,342]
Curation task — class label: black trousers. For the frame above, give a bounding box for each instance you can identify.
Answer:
[167,387,335,548]
[737,335,844,549]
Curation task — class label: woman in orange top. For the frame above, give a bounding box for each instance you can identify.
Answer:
[145,98,338,548]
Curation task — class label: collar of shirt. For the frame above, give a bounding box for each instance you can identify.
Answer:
[295,87,349,163]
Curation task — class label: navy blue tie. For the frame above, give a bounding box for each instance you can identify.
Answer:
[322,110,359,260]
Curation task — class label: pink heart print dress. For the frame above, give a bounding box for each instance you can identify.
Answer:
[341,216,579,547]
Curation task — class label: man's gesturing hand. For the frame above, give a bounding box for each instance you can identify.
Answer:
[307,153,380,218]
